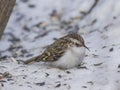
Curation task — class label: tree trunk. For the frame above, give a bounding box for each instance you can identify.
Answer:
[0,0,16,39]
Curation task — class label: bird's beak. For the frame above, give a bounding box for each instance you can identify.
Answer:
[84,45,90,51]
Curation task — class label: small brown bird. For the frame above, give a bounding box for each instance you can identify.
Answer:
[24,33,89,69]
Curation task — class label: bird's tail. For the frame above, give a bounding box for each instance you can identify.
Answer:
[24,56,40,64]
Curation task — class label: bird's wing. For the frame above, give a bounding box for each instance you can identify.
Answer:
[36,37,73,62]
[24,36,74,64]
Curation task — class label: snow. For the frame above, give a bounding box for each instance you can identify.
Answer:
[0,0,120,90]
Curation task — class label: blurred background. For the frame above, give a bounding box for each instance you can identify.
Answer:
[1,0,120,60]
[1,0,120,90]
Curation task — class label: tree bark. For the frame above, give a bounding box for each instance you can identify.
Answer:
[0,0,16,39]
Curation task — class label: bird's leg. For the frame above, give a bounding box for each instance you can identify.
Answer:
[77,62,88,69]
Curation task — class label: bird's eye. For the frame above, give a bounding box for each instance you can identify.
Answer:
[75,43,80,47]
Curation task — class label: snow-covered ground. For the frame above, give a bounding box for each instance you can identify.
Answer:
[1,0,120,90]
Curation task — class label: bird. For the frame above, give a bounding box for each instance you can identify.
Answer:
[24,33,89,69]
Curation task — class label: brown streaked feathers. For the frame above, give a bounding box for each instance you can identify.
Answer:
[24,33,85,64]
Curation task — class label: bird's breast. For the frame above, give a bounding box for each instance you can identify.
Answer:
[50,46,85,69]
[70,46,85,58]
